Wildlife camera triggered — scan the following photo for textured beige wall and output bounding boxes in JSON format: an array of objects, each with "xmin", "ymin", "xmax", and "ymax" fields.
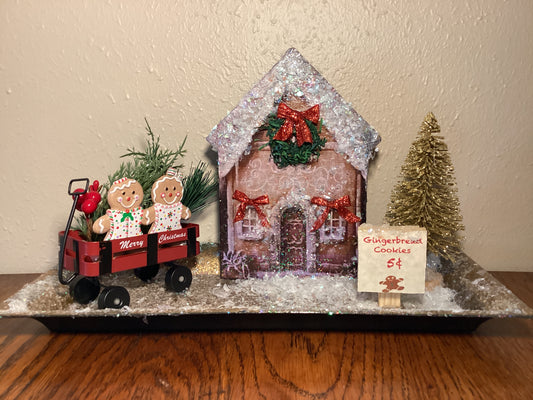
[{"xmin": 1, "ymin": 1, "xmax": 531, "ymax": 273}]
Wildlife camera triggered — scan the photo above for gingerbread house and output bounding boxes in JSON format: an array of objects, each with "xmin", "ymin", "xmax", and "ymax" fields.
[{"xmin": 207, "ymin": 48, "xmax": 380, "ymax": 279}]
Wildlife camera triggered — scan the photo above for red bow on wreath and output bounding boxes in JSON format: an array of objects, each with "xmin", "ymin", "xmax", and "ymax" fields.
[
  {"xmin": 274, "ymin": 103, "xmax": 320, "ymax": 147},
  {"xmin": 311, "ymin": 195, "xmax": 361, "ymax": 232},
  {"xmin": 233, "ymin": 190, "xmax": 271, "ymax": 227}
]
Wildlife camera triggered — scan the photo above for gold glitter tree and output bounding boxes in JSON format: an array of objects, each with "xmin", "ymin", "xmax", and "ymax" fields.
[{"xmin": 385, "ymin": 112, "xmax": 464, "ymax": 261}]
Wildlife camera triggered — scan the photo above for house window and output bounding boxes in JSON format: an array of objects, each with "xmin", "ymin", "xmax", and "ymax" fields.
[
  {"xmin": 319, "ymin": 210, "xmax": 346, "ymax": 243},
  {"xmin": 236, "ymin": 206, "xmax": 264, "ymax": 240}
]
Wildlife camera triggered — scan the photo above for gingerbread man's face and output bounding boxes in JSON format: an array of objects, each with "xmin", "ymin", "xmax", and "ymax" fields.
[
  {"xmin": 107, "ymin": 178, "xmax": 144, "ymax": 211},
  {"xmin": 151, "ymin": 176, "xmax": 183, "ymax": 206}
]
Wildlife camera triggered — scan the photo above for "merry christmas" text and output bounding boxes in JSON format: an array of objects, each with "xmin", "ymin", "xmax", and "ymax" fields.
[
  {"xmin": 118, "ymin": 239, "xmax": 145, "ymax": 250},
  {"xmin": 159, "ymin": 231, "xmax": 186, "ymax": 244}
]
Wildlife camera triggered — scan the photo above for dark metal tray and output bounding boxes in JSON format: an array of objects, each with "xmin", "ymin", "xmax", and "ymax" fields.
[{"xmin": 2, "ymin": 250, "xmax": 531, "ymax": 333}]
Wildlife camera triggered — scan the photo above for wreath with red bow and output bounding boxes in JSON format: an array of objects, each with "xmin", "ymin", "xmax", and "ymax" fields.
[{"xmin": 258, "ymin": 102, "xmax": 326, "ymax": 168}]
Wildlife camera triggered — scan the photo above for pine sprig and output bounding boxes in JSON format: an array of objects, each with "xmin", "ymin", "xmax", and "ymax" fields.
[
  {"xmin": 182, "ymin": 162, "xmax": 218, "ymax": 213},
  {"xmin": 122, "ymin": 118, "xmax": 187, "ymax": 176},
  {"xmin": 118, "ymin": 118, "xmax": 187, "ymax": 208}
]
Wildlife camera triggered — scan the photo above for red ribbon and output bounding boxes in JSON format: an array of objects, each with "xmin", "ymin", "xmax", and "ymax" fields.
[
  {"xmin": 311, "ymin": 195, "xmax": 361, "ymax": 232},
  {"xmin": 233, "ymin": 190, "xmax": 270, "ymax": 227},
  {"xmin": 273, "ymin": 103, "xmax": 320, "ymax": 147}
]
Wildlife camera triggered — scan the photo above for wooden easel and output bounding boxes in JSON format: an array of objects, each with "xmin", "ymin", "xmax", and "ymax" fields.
[{"xmin": 378, "ymin": 292, "xmax": 402, "ymax": 308}]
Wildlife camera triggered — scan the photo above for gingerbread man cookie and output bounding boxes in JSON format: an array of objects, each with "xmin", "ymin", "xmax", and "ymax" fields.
[
  {"xmin": 144, "ymin": 168, "xmax": 191, "ymax": 233},
  {"xmin": 379, "ymin": 276, "xmax": 405, "ymax": 293},
  {"xmin": 93, "ymin": 178, "xmax": 146, "ymax": 240}
]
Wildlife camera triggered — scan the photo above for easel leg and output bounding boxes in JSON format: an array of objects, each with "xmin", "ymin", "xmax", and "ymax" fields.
[{"xmin": 378, "ymin": 292, "xmax": 402, "ymax": 308}]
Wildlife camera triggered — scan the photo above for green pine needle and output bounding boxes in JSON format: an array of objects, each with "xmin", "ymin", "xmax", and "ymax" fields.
[{"xmin": 182, "ymin": 162, "xmax": 218, "ymax": 213}]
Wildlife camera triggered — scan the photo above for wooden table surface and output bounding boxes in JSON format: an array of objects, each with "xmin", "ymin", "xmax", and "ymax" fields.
[{"xmin": 0, "ymin": 272, "xmax": 532, "ymax": 400}]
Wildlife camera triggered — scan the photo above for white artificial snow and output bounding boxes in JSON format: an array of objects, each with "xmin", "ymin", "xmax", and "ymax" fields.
[{"xmin": 2, "ymin": 271, "xmax": 463, "ymax": 317}]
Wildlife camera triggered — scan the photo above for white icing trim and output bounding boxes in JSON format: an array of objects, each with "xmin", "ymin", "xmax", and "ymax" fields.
[
  {"xmin": 118, "ymin": 197, "xmax": 137, "ymax": 209},
  {"xmin": 110, "ymin": 179, "xmax": 138, "ymax": 194},
  {"xmin": 151, "ymin": 176, "xmax": 182, "ymax": 201},
  {"xmin": 162, "ymin": 196, "xmax": 178, "ymax": 205}
]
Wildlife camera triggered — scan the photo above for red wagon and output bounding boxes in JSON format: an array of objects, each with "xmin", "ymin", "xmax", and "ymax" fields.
[{"xmin": 58, "ymin": 178, "xmax": 200, "ymax": 309}]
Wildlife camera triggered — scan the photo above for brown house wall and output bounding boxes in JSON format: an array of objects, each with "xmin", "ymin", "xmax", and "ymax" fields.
[{"xmin": 220, "ymin": 128, "xmax": 364, "ymax": 277}]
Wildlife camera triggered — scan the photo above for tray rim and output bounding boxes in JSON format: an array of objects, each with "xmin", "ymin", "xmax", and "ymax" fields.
[
  {"xmin": 21, "ymin": 313, "xmax": 495, "ymax": 333},
  {"xmin": 1, "ymin": 250, "xmax": 532, "ymax": 332}
]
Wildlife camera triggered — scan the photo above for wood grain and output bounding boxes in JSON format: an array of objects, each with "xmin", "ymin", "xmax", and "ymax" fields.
[{"xmin": 0, "ymin": 272, "xmax": 532, "ymax": 399}]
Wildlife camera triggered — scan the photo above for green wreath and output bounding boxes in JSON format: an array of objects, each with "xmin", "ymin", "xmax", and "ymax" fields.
[{"xmin": 258, "ymin": 113, "xmax": 326, "ymax": 168}]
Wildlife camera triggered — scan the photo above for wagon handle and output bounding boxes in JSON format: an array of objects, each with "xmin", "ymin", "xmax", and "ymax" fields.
[{"xmin": 58, "ymin": 178, "xmax": 89, "ymax": 285}]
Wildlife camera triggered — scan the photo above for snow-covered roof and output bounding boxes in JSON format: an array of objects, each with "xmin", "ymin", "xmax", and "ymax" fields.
[{"xmin": 207, "ymin": 48, "xmax": 380, "ymax": 179}]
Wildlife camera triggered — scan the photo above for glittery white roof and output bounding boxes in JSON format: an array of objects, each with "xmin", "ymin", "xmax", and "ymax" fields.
[{"xmin": 207, "ymin": 48, "xmax": 381, "ymax": 179}]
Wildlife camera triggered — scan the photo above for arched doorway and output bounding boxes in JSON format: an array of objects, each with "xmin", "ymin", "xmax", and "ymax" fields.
[{"xmin": 280, "ymin": 207, "xmax": 306, "ymax": 271}]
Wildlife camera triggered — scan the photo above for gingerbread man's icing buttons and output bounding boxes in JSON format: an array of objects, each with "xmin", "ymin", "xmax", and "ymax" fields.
[
  {"xmin": 93, "ymin": 178, "xmax": 148, "ymax": 240},
  {"xmin": 144, "ymin": 168, "xmax": 191, "ymax": 234}
]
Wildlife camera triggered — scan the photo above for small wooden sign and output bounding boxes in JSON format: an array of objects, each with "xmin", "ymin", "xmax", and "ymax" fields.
[{"xmin": 357, "ymin": 224, "xmax": 427, "ymax": 301}]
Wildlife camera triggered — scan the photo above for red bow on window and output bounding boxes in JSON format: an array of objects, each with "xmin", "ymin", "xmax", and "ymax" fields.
[
  {"xmin": 273, "ymin": 103, "xmax": 320, "ymax": 147},
  {"xmin": 233, "ymin": 190, "xmax": 271, "ymax": 227},
  {"xmin": 311, "ymin": 195, "xmax": 361, "ymax": 232}
]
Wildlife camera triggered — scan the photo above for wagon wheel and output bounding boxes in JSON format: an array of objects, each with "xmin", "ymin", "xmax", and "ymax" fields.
[
  {"xmin": 97, "ymin": 286, "xmax": 130, "ymax": 309},
  {"xmin": 134, "ymin": 264, "xmax": 160, "ymax": 282},
  {"xmin": 69, "ymin": 276, "xmax": 100, "ymax": 304},
  {"xmin": 165, "ymin": 264, "xmax": 193, "ymax": 293}
]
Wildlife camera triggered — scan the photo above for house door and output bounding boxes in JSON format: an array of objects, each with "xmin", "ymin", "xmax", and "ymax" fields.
[{"xmin": 280, "ymin": 207, "xmax": 306, "ymax": 271}]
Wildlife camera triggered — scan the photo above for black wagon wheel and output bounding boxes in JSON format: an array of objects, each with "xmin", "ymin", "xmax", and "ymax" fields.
[
  {"xmin": 165, "ymin": 264, "xmax": 193, "ymax": 293},
  {"xmin": 97, "ymin": 286, "xmax": 130, "ymax": 309},
  {"xmin": 134, "ymin": 264, "xmax": 160, "ymax": 282},
  {"xmin": 69, "ymin": 276, "xmax": 100, "ymax": 304}
]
